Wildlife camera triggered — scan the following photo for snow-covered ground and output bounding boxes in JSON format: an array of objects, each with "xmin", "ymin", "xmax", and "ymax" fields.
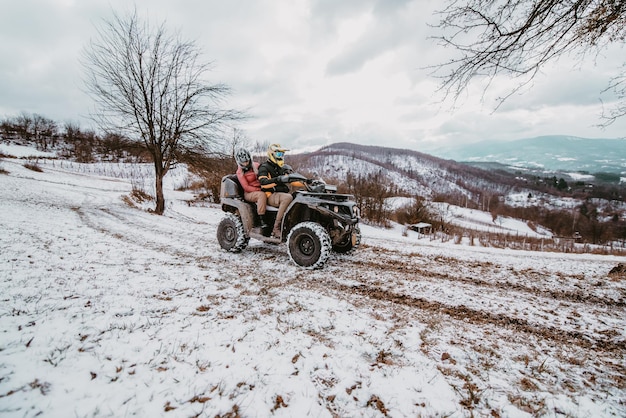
[
  {"xmin": 1, "ymin": 155, "xmax": 625, "ymax": 417},
  {"xmin": 384, "ymin": 197, "xmax": 551, "ymax": 240},
  {"xmin": 0, "ymin": 143, "xmax": 57, "ymax": 158}
]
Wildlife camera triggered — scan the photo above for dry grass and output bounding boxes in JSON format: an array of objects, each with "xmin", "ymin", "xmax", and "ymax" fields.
[
  {"xmin": 121, "ymin": 188, "xmax": 154, "ymax": 208},
  {"xmin": 23, "ymin": 162, "xmax": 43, "ymax": 172}
]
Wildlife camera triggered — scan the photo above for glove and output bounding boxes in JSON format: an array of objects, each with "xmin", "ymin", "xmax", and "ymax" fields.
[
  {"xmin": 276, "ymin": 175, "xmax": 290, "ymax": 184},
  {"xmin": 305, "ymin": 178, "xmax": 313, "ymax": 184}
]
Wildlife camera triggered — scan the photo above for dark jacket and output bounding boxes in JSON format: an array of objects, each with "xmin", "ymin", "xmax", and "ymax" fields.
[{"xmin": 258, "ymin": 160, "xmax": 290, "ymax": 196}]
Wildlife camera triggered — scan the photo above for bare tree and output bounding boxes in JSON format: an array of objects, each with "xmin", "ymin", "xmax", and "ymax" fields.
[
  {"xmin": 227, "ymin": 127, "xmax": 251, "ymax": 159},
  {"xmin": 31, "ymin": 114, "xmax": 58, "ymax": 150},
  {"xmin": 15, "ymin": 113, "xmax": 33, "ymax": 141},
  {"xmin": 252, "ymin": 139, "xmax": 270, "ymax": 163},
  {"xmin": 430, "ymin": 0, "xmax": 626, "ymax": 123},
  {"xmin": 82, "ymin": 9, "xmax": 242, "ymax": 214}
]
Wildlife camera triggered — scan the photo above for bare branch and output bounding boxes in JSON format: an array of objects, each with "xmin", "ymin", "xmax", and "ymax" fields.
[
  {"xmin": 600, "ymin": 63, "xmax": 626, "ymax": 126},
  {"xmin": 429, "ymin": 0, "xmax": 625, "ymax": 120}
]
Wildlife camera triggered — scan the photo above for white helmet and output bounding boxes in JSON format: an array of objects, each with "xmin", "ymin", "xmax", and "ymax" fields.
[{"xmin": 235, "ymin": 148, "xmax": 251, "ymax": 169}]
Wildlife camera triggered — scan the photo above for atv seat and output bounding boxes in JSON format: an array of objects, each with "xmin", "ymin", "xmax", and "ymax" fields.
[
  {"xmin": 220, "ymin": 174, "xmax": 278, "ymax": 212},
  {"xmin": 221, "ymin": 174, "xmax": 244, "ymax": 199}
]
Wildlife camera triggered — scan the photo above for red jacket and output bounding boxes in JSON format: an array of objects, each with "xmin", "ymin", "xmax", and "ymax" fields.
[{"xmin": 236, "ymin": 162, "xmax": 261, "ymax": 193}]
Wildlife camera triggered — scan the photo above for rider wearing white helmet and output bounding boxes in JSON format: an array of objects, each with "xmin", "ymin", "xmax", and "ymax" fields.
[{"xmin": 235, "ymin": 148, "xmax": 270, "ymax": 233}]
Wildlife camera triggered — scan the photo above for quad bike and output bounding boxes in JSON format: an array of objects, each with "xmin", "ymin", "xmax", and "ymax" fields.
[{"xmin": 216, "ymin": 172, "xmax": 361, "ymax": 269}]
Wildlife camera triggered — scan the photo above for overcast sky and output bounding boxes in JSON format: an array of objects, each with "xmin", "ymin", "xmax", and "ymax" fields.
[{"xmin": 1, "ymin": 0, "xmax": 624, "ymax": 154}]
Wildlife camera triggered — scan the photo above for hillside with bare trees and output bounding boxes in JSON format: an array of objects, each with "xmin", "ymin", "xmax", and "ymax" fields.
[
  {"xmin": 2, "ymin": 115, "xmax": 625, "ymax": 248},
  {"xmin": 290, "ymin": 143, "xmax": 626, "ymax": 248}
]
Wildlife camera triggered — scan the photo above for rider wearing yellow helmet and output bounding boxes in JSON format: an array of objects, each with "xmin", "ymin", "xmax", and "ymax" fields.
[
  {"xmin": 258, "ymin": 143, "xmax": 301, "ymax": 238},
  {"xmin": 267, "ymin": 143, "xmax": 287, "ymax": 167}
]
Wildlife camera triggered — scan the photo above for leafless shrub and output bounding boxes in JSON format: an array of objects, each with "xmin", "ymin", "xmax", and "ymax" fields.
[
  {"xmin": 519, "ymin": 377, "xmax": 539, "ymax": 391},
  {"xmin": 608, "ymin": 263, "xmax": 626, "ymax": 279},
  {"xmin": 129, "ymin": 188, "xmax": 153, "ymax": 203},
  {"xmin": 121, "ymin": 195, "xmax": 135, "ymax": 208},
  {"xmin": 271, "ymin": 395, "xmax": 288, "ymax": 412},
  {"xmin": 29, "ymin": 379, "xmax": 51, "ymax": 395},
  {"xmin": 24, "ymin": 161, "xmax": 43, "ymax": 172},
  {"xmin": 459, "ymin": 379, "xmax": 482, "ymax": 411},
  {"xmin": 43, "ymin": 345, "xmax": 71, "ymax": 367},
  {"xmin": 215, "ymin": 404, "xmax": 241, "ymax": 418},
  {"xmin": 121, "ymin": 188, "xmax": 154, "ymax": 209},
  {"xmin": 507, "ymin": 393, "xmax": 547, "ymax": 416},
  {"xmin": 366, "ymin": 394, "xmax": 389, "ymax": 416},
  {"xmin": 373, "ymin": 350, "xmax": 394, "ymax": 367}
]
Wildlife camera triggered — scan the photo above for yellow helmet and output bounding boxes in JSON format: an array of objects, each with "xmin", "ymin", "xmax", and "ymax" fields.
[{"xmin": 267, "ymin": 143, "xmax": 289, "ymax": 167}]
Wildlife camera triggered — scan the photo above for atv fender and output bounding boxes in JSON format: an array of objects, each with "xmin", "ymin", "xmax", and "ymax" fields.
[{"xmin": 221, "ymin": 196, "xmax": 255, "ymax": 234}]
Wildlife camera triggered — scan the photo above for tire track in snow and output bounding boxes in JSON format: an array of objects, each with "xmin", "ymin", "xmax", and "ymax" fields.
[
  {"xmin": 72, "ymin": 205, "xmax": 285, "ymax": 277},
  {"xmin": 354, "ymin": 257, "xmax": 626, "ymax": 309},
  {"xmin": 290, "ymin": 257, "xmax": 625, "ymax": 356},
  {"xmin": 347, "ymin": 243, "xmax": 625, "ymax": 305},
  {"xmin": 74, "ymin": 204, "xmax": 625, "ymax": 355},
  {"xmin": 337, "ymin": 281, "xmax": 625, "ymax": 354},
  {"xmin": 73, "ymin": 206, "xmax": 218, "ymax": 259}
]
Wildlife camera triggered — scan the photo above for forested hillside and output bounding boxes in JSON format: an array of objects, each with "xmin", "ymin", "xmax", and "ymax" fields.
[{"xmin": 292, "ymin": 142, "xmax": 518, "ymax": 197}]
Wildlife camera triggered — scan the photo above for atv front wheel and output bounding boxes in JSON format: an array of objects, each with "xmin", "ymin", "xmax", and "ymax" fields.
[
  {"xmin": 287, "ymin": 222, "xmax": 331, "ymax": 269},
  {"xmin": 217, "ymin": 213, "xmax": 249, "ymax": 252},
  {"xmin": 332, "ymin": 226, "xmax": 361, "ymax": 253}
]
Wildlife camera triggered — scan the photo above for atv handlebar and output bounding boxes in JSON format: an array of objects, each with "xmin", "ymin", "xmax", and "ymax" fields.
[
  {"xmin": 284, "ymin": 173, "xmax": 329, "ymax": 193},
  {"xmin": 284, "ymin": 173, "xmax": 307, "ymax": 183}
]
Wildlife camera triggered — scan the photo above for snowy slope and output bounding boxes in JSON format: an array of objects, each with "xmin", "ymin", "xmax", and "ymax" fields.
[
  {"xmin": 296, "ymin": 143, "xmax": 524, "ymax": 201},
  {"xmin": 429, "ymin": 202, "xmax": 552, "ymax": 238},
  {"xmin": 1, "ymin": 156, "xmax": 625, "ymax": 417}
]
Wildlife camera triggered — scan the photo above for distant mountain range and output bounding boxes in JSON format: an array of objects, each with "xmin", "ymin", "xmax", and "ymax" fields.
[{"xmin": 426, "ymin": 136, "xmax": 626, "ymax": 175}]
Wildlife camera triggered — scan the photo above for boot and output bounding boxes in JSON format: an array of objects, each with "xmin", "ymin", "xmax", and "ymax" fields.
[
  {"xmin": 260, "ymin": 213, "xmax": 272, "ymax": 237},
  {"xmin": 272, "ymin": 222, "xmax": 281, "ymax": 239}
]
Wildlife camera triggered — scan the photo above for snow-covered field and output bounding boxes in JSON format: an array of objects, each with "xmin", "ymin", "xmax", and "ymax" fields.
[
  {"xmin": 1, "ymin": 156, "xmax": 625, "ymax": 417},
  {"xmin": 428, "ymin": 202, "xmax": 552, "ymax": 238}
]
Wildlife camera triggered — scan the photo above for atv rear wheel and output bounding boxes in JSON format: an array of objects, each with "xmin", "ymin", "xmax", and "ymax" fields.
[
  {"xmin": 287, "ymin": 222, "xmax": 331, "ymax": 269},
  {"xmin": 217, "ymin": 213, "xmax": 249, "ymax": 252}
]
